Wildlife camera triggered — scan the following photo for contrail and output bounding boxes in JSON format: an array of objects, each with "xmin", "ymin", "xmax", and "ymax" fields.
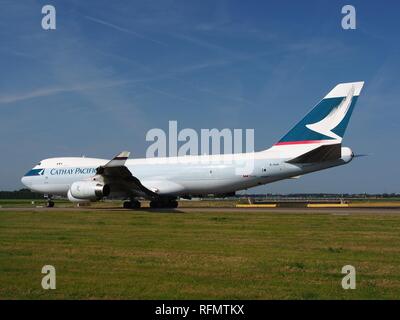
[
  {"xmin": 85, "ymin": 15, "xmax": 168, "ymax": 47},
  {"xmin": 0, "ymin": 80, "xmax": 130, "ymax": 104}
]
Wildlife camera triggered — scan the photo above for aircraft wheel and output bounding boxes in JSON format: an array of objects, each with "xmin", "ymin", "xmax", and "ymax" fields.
[
  {"xmin": 150, "ymin": 199, "xmax": 178, "ymax": 209},
  {"xmin": 132, "ymin": 200, "xmax": 141, "ymax": 209},
  {"xmin": 149, "ymin": 200, "xmax": 159, "ymax": 209},
  {"xmin": 123, "ymin": 200, "xmax": 141, "ymax": 209},
  {"xmin": 46, "ymin": 200, "xmax": 55, "ymax": 208},
  {"xmin": 170, "ymin": 200, "xmax": 178, "ymax": 208}
]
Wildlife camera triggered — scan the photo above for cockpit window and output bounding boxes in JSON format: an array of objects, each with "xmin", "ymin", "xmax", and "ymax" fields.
[
  {"xmin": 37, "ymin": 162, "xmax": 41, "ymax": 166},
  {"xmin": 24, "ymin": 168, "xmax": 44, "ymax": 176}
]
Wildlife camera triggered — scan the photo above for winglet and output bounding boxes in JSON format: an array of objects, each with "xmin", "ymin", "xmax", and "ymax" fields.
[{"xmin": 105, "ymin": 151, "xmax": 130, "ymax": 167}]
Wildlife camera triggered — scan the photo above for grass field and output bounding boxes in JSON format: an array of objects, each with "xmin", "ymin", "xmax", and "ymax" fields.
[{"xmin": 1, "ymin": 208, "xmax": 400, "ymax": 299}]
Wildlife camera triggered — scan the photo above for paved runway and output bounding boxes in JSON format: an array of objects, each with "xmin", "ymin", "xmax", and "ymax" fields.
[{"xmin": 1, "ymin": 206, "xmax": 400, "ymax": 215}]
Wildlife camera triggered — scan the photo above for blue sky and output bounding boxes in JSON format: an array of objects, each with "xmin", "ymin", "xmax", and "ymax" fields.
[{"xmin": 0, "ymin": 0, "xmax": 399, "ymax": 193}]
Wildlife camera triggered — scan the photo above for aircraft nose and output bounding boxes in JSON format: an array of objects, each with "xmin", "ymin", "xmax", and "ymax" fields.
[{"xmin": 21, "ymin": 175, "xmax": 30, "ymax": 187}]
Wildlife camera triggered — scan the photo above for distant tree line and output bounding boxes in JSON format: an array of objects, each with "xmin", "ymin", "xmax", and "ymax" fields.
[
  {"xmin": 206, "ymin": 193, "xmax": 400, "ymax": 199},
  {"xmin": 0, "ymin": 189, "xmax": 399, "ymax": 200},
  {"xmin": 245, "ymin": 193, "xmax": 400, "ymax": 199},
  {"xmin": 0, "ymin": 189, "xmax": 43, "ymax": 199}
]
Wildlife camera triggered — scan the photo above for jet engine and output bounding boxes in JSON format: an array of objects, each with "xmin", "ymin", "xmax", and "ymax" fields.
[{"xmin": 68, "ymin": 181, "xmax": 110, "ymax": 201}]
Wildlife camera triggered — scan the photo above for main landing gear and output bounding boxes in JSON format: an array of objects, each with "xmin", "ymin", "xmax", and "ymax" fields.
[
  {"xmin": 123, "ymin": 200, "xmax": 141, "ymax": 209},
  {"xmin": 149, "ymin": 198, "xmax": 178, "ymax": 209},
  {"xmin": 122, "ymin": 198, "xmax": 179, "ymax": 209}
]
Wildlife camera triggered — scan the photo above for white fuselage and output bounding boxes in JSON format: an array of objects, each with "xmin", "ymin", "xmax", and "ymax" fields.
[
  {"xmin": 20, "ymin": 82, "xmax": 363, "ymax": 201},
  {"xmin": 21, "ymin": 144, "xmax": 354, "ymax": 198}
]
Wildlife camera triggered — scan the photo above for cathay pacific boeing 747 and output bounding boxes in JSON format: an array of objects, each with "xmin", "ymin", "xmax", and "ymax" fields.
[{"xmin": 21, "ymin": 82, "xmax": 364, "ymax": 208}]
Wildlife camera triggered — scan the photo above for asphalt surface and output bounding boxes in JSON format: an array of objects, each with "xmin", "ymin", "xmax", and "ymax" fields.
[{"xmin": 1, "ymin": 206, "xmax": 400, "ymax": 215}]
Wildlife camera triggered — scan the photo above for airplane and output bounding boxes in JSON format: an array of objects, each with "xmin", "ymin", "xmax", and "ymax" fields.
[{"xmin": 21, "ymin": 81, "xmax": 364, "ymax": 209}]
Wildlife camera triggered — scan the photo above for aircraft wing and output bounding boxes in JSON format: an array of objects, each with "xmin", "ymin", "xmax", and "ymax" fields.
[{"xmin": 94, "ymin": 151, "xmax": 157, "ymax": 198}]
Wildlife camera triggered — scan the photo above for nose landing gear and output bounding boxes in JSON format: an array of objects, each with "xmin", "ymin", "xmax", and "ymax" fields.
[
  {"xmin": 44, "ymin": 194, "xmax": 54, "ymax": 208},
  {"xmin": 46, "ymin": 200, "xmax": 55, "ymax": 208}
]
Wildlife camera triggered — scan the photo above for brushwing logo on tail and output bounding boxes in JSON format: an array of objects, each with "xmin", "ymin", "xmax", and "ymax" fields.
[{"xmin": 305, "ymin": 86, "xmax": 355, "ymax": 141}]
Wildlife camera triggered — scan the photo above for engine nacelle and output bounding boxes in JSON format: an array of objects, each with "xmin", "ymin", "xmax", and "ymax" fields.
[
  {"xmin": 67, "ymin": 189, "xmax": 90, "ymax": 203},
  {"xmin": 69, "ymin": 181, "xmax": 110, "ymax": 201}
]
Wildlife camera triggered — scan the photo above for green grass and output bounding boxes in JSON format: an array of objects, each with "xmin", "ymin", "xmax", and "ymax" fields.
[{"xmin": 1, "ymin": 209, "xmax": 400, "ymax": 299}]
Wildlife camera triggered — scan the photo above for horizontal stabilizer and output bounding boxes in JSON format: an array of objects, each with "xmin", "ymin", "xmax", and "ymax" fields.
[{"xmin": 287, "ymin": 144, "xmax": 341, "ymax": 164}]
